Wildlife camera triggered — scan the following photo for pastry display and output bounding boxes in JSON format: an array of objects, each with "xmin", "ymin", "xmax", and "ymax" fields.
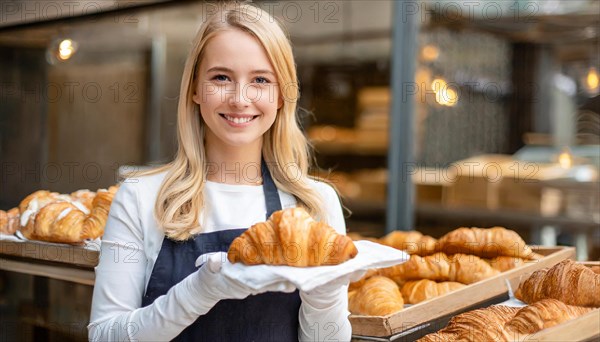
[
  {"xmin": 400, "ymin": 279, "xmax": 466, "ymax": 304},
  {"xmin": 19, "ymin": 187, "xmax": 118, "ymax": 244},
  {"xmin": 382, "ymin": 252, "xmax": 499, "ymax": 285},
  {"xmin": 418, "ymin": 305, "xmax": 520, "ymax": 342},
  {"xmin": 515, "ymin": 259, "xmax": 600, "ymax": 307},
  {"xmin": 348, "ymin": 276, "xmax": 404, "ymax": 316},
  {"xmin": 419, "ymin": 299, "xmax": 594, "ymax": 341},
  {"xmin": 506, "ymin": 299, "xmax": 594, "ymax": 335},
  {"xmin": 3, "ymin": 186, "xmax": 119, "ymax": 244},
  {"xmin": 227, "ymin": 207, "xmax": 358, "ymax": 266},
  {"xmin": 485, "ymin": 256, "xmax": 531, "ymax": 272},
  {"xmin": 434, "ymin": 227, "xmax": 539, "ymax": 259},
  {"xmin": 379, "ymin": 230, "xmax": 437, "ymax": 255}
]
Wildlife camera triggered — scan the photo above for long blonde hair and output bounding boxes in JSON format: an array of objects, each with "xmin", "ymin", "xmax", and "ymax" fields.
[{"xmin": 136, "ymin": 2, "xmax": 326, "ymax": 240}]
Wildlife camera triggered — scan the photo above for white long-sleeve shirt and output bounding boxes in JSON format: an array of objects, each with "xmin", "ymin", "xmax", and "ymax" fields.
[{"xmin": 88, "ymin": 171, "xmax": 352, "ymax": 341}]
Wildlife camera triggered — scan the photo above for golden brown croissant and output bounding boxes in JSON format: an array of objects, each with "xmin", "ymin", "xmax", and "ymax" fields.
[
  {"xmin": 436, "ymin": 227, "xmax": 536, "ymax": 259},
  {"xmin": 380, "ymin": 230, "xmax": 437, "ymax": 255},
  {"xmin": 70, "ymin": 189, "xmax": 96, "ymax": 211},
  {"xmin": 18, "ymin": 190, "xmax": 70, "ymax": 216},
  {"xmin": 506, "ymin": 299, "xmax": 594, "ymax": 336},
  {"xmin": 515, "ymin": 259, "xmax": 600, "ymax": 307},
  {"xmin": 401, "ymin": 279, "xmax": 466, "ymax": 304},
  {"xmin": 348, "ymin": 268, "xmax": 382, "ymax": 291},
  {"xmin": 486, "ymin": 256, "xmax": 531, "ymax": 272},
  {"xmin": 418, "ymin": 305, "xmax": 520, "ymax": 342},
  {"xmin": 228, "ymin": 207, "xmax": 358, "ymax": 266},
  {"xmin": 20, "ymin": 189, "xmax": 116, "ymax": 244},
  {"xmin": 384, "ymin": 252, "xmax": 499, "ymax": 285},
  {"xmin": 0, "ymin": 208, "xmax": 20, "ymax": 235},
  {"xmin": 348, "ymin": 276, "xmax": 404, "ymax": 316}
]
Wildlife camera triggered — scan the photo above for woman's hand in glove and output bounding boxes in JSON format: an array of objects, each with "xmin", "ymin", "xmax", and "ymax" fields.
[{"xmin": 195, "ymin": 251, "xmax": 296, "ymax": 302}]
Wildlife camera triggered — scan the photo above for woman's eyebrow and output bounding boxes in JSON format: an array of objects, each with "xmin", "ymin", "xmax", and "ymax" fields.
[{"xmin": 207, "ymin": 66, "xmax": 275, "ymax": 76}]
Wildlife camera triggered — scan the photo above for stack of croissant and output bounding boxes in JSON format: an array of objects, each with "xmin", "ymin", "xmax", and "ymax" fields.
[
  {"xmin": 418, "ymin": 260, "xmax": 600, "ymax": 341},
  {"xmin": 419, "ymin": 299, "xmax": 594, "ymax": 341},
  {"xmin": 347, "ymin": 226, "xmax": 539, "ymax": 316},
  {"xmin": 0, "ymin": 186, "xmax": 118, "ymax": 244},
  {"xmin": 228, "ymin": 207, "xmax": 358, "ymax": 267}
]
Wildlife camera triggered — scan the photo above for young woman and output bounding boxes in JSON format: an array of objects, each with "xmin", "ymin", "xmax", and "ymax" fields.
[{"xmin": 89, "ymin": 2, "xmax": 352, "ymax": 341}]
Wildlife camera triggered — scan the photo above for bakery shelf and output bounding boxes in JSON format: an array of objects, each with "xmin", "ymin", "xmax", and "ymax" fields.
[
  {"xmin": 0, "ymin": 257, "xmax": 95, "ymax": 286},
  {"xmin": 0, "ymin": 238, "xmax": 99, "ymax": 268},
  {"xmin": 349, "ymin": 246, "xmax": 575, "ymax": 339}
]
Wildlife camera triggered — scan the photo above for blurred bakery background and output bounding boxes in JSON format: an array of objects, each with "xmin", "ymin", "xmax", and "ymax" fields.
[{"xmin": 0, "ymin": 0, "xmax": 599, "ymax": 340}]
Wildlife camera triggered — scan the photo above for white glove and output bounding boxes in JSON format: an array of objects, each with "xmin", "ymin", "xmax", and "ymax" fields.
[
  {"xmin": 192, "ymin": 252, "xmax": 296, "ymax": 314},
  {"xmin": 302, "ymin": 268, "xmax": 367, "ymax": 302},
  {"xmin": 298, "ymin": 269, "xmax": 366, "ymax": 342}
]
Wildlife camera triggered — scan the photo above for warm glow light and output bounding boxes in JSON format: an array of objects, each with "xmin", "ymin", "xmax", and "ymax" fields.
[
  {"xmin": 432, "ymin": 78, "xmax": 447, "ymax": 89},
  {"xmin": 558, "ymin": 149, "xmax": 573, "ymax": 169},
  {"xmin": 586, "ymin": 66, "xmax": 599, "ymax": 91},
  {"xmin": 421, "ymin": 44, "xmax": 440, "ymax": 61},
  {"xmin": 432, "ymin": 78, "xmax": 458, "ymax": 106},
  {"xmin": 57, "ymin": 39, "xmax": 75, "ymax": 60}
]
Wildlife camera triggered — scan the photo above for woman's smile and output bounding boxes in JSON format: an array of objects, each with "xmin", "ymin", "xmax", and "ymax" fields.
[{"xmin": 219, "ymin": 113, "xmax": 261, "ymax": 127}]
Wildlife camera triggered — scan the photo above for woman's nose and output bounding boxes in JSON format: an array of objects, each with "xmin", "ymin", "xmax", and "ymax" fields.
[{"xmin": 227, "ymin": 82, "xmax": 252, "ymax": 108}]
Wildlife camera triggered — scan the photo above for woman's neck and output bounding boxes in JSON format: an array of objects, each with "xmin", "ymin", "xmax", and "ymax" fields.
[{"xmin": 205, "ymin": 144, "xmax": 263, "ymax": 185}]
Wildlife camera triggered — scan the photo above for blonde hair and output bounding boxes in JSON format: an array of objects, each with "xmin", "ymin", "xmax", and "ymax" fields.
[{"xmin": 136, "ymin": 2, "xmax": 327, "ymax": 240}]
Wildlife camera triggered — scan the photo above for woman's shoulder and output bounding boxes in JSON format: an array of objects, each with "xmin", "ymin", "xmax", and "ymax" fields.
[
  {"xmin": 306, "ymin": 177, "xmax": 340, "ymax": 199},
  {"xmin": 117, "ymin": 170, "xmax": 168, "ymax": 198}
]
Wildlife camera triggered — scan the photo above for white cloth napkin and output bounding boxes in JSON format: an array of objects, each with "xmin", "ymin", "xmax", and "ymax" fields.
[{"xmin": 219, "ymin": 240, "xmax": 409, "ymax": 292}]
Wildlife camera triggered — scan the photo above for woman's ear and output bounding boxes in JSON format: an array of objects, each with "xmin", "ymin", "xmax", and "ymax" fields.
[
  {"xmin": 277, "ymin": 96, "xmax": 283, "ymax": 109},
  {"xmin": 192, "ymin": 81, "xmax": 201, "ymax": 105}
]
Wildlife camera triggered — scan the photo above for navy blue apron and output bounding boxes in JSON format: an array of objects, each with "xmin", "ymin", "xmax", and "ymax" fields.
[{"xmin": 142, "ymin": 160, "xmax": 301, "ymax": 341}]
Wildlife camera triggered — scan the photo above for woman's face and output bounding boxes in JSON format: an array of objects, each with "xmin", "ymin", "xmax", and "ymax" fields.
[{"xmin": 192, "ymin": 29, "xmax": 281, "ymax": 152}]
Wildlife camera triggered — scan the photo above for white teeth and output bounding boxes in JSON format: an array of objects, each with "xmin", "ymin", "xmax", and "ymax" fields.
[{"xmin": 224, "ymin": 115, "xmax": 254, "ymax": 124}]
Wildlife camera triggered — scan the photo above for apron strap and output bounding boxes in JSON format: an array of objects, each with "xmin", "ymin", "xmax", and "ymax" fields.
[{"xmin": 261, "ymin": 158, "xmax": 282, "ymax": 219}]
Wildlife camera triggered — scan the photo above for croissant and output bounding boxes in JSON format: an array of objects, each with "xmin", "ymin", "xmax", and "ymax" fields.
[
  {"xmin": 435, "ymin": 227, "xmax": 536, "ymax": 259},
  {"xmin": 380, "ymin": 230, "xmax": 437, "ymax": 255},
  {"xmin": 228, "ymin": 207, "xmax": 358, "ymax": 266},
  {"xmin": 401, "ymin": 279, "xmax": 466, "ymax": 304},
  {"xmin": 348, "ymin": 276, "xmax": 404, "ymax": 316},
  {"xmin": 384, "ymin": 252, "xmax": 499, "ymax": 285},
  {"xmin": 0, "ymin": 208, "xmax": 20, "ymax": 235},
  {"xmin": 70, "ymin": 189, "xmax": 96, "ymax": 211},
  {"xmin": 348, "ymin": 268, "xmax": 381, "ymax": 291},
  {"xmin": 515, "ymin": 259, "xmax": 600, "ymax": 307},
  {"xmin": 20, "ymin": 189, "xmax": 116, "ymax": 244},
  {"xmin": 418, "ymin": 305, "xmax": 520, "ymax": 342},
  {"xmin": 506, "ymin": 298, "xmax": 594, "ymax": 337},
  {"xmin": 486, "ymin": 256, "xmax": 531, "ymax": 272}
]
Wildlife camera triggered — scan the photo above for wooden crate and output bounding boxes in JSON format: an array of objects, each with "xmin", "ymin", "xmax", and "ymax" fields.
[
  {"xmin": 522, "ymin": 309, "xmax": 600, "ymax": 341},
  {"xmin": 518, "ymin": 261, "xmax": 600, "ymax": 342},
  {"xmin": 350, "ymin": 246, "xmax": 576, "ymax": 338}
]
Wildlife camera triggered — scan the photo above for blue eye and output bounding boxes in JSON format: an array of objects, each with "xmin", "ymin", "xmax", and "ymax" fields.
[
  {"xmin": 213, "ymin": 74, "xmax": 229, "ymax": 82},
  {"xmin": 255, "ymin": 77, "xmax": 269, "ymax": 84}
]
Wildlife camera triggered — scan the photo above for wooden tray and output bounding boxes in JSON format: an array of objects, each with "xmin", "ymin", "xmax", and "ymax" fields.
[
  {"xmin": 350, "ymin": 246, "xmax": 576, "ymax": 338},
  {"xmin": 519, "ymin": 261, "xmax": 600, "ymax": 342}
]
